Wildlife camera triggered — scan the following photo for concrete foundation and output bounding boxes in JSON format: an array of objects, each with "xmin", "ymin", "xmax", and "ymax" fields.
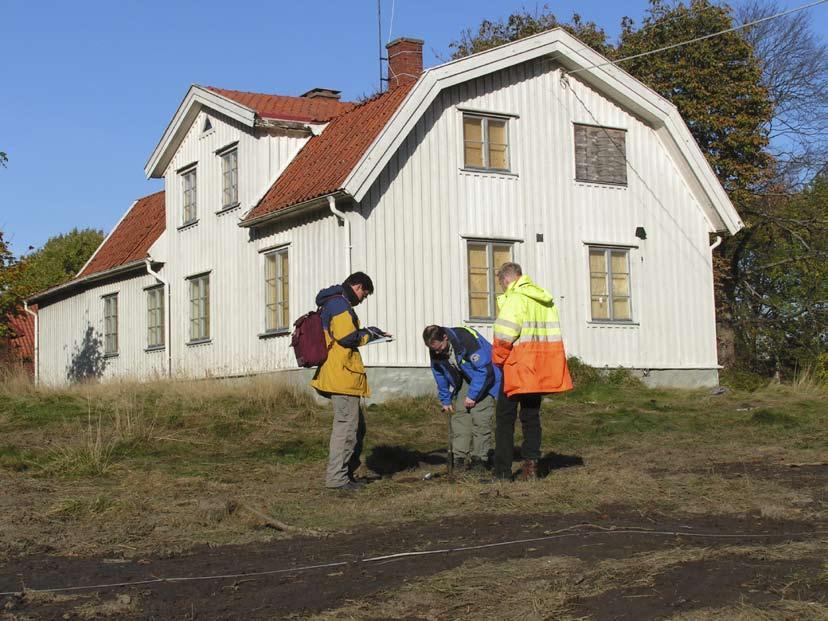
[{"xmin": 234, "ymin": 365, "xmax": 719, "ymax": 402}]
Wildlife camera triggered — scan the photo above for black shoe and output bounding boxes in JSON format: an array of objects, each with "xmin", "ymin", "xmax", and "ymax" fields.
[
  {"xmin": 347, "ymin": 475, "xmax": 368, "ymax": 488},
  {"xmin": 469, "ymin": 457, "xmax": 487, "ymax": 472},
  {"xmin": 453, "ymin": 457, "xmax": 468, "ymax": 470}
]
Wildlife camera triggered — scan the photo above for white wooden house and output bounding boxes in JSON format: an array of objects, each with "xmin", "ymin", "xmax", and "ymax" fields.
[{"xmin": 29, "ymin": 30, "xmax": 742, "ymax": 396}]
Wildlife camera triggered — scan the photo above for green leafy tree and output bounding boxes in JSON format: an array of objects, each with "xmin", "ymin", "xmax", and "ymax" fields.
[
  {"xmin": 15, "ymin": 228, "xmax": 104, "ymax": 297},
  {"xmin": 0, "ymin": 230, "xmax": 25, "ymax": 339},
  {"xmin": 0, "ymin": 151, "xmax": 7, "ymax": 168},
  {"xmin": 449, "ymin": 5, "xmax": 612, "ymax": 59}
]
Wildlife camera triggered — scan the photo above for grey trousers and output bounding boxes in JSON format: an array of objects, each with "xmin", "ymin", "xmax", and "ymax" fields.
[
  {"xmin": 325, "ymin": 394, "xmax": 365, "ymax": 488},
  {"xmin": 450, "ymin": 383, "xmax": 494, "ymax": 461}
]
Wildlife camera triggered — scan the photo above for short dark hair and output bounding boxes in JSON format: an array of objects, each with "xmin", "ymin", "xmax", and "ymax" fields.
[
  {"xmin": 343, "ymin": 271, "xmax": 374, "ymax": 294},
  {"xmin": 422, "ymin": 325, "xmax": 446, "ymax": 345}
]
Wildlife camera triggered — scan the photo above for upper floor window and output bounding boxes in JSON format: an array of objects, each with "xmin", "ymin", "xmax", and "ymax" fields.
[
  {"xmin": 221, "ymin": 149, "xmax": 238, "ymax": 208},
  {"xmin": 188, "ymin": 273, "xmax": 210, "ymax": 342},
  {"xmin": 463, "ymin": 114, "xmax": 509, "ymax": 172},
  {"xmin": 589, "ymin": 247, "xmax": 632, "ymax": 322},
  {"xmin": 103, "ymin": 293, "xmax": 118, "ymax": 355},
  {"xmin": 182, "ymin": 167, "xmax": 197, "ymax": 225},
  {"xmin": 574, "ymin": 124, "xmax": 627, "ymax": 186},
  {"xmin": 147, "ymin": 286, "xmax": 165, "ymax": 349},
  {"xmin": 467, "ymin": 240, "xmax": 513, "ymax": 320},
  {"xmin": 264, "ymin": 248, "xmax": 289, "ymax": 332}
]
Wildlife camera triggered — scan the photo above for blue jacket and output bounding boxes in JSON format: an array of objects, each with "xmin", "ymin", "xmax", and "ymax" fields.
[{"xmin": 429, "ymin": 326, "xmax": 502, "ymax": 406}]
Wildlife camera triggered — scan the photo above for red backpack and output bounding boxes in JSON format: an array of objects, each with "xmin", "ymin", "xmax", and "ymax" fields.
[{"xmin": 290, "ymin": 295, "xmax": 343, "ymax": 367}]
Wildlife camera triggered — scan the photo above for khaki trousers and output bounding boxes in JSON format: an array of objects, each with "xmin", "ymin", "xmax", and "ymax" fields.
[
  {"xmin": 450, "ymin": 383, "xmax": 494, "ymax": 461},
  {"xmin": 325, "ymin": 394, "xmax": 365, "ymax": 488}
]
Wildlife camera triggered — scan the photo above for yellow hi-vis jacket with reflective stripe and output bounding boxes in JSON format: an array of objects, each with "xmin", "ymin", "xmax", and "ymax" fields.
[{"xmin": 492, "ymin": 274, "xmax": 573, "ymax": 397}]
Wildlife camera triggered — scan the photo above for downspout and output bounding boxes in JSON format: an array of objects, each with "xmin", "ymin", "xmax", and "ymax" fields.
[
  {"xmin": 709, "ymin": 235, "xmax": 722, "ymax": 253},
  {"xmin": 145, "ymin": 258, "xmax": 171, "ymax": 378},
  {"xmin": 23, "ymin": 302, "xmax": 38, "ymax": 385},
  {"xmin": 327, "ymin": 195, "xmax": 352, "ymax": 275}
]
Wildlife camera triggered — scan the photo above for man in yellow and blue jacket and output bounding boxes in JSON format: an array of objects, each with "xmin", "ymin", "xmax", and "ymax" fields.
[
  {"xmin": 311, "ymin": 272, "xmax": 390, "ymax": 491},
  {"xmin": 491, "ymin": 262, "xmax": 573, "ymax": 481}
]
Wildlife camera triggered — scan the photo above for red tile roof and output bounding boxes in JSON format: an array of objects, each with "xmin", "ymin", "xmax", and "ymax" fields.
[
  {"xmin": 6, "ymin": 309, "xmax": 35, "ymax": 363},
  {"xmin": 243, "ymin": 82, "xmax": 414, "ymax": 223},
  {"xmin": 79, "ymin": 191, "xmax": 166, "ymax": 278},
  {"xmin": 207, "ymin": 87, "xmax": 355, "ymax": 123}
]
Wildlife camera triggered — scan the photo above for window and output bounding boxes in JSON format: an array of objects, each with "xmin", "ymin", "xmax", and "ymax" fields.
[
  {"xmin": 202, "ymin": 116, "xmax": 213, "ymax": 133},
  {"xmin": 463, "ymin": 114, "xmax": 509, "ymax": 171},
  {"xmin": 147, "ymin": 286, "xmax": 165, "ymax": 348},
  {"xmin": 467, "ymin": 241, "xmax": 513, "ymax": 320},
  {"xmin": 182, "ymin": 168, "xmax": 197, "ymax": 224},
  {"xmin": 188, "ymin": 274, "xmax": 210, "ymax": 342},
  {"xmin": 103, "ymin": 294, "xmax": 118, "ymax": 355},
  {"xmin": 264, "ymin": 248, "xmax": 289, "ymax": 332},
  {"xmin": 589, "ymin": 247, "xmax": 632, "ymax": 322},
  {"xmin": 221, "ymin": 149, "xmax": 238, "ymax": 208},
  {"xmin": 574, "ymin": 124, "xmax": 627, "ymax": 185}
]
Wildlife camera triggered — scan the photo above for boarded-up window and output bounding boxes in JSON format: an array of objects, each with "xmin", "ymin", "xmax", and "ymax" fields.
[
  {"xmin": 468, "ymin": 241, "xmax": 513, "ymax": 320},
  {"xmin": 589, "ymin": 247, "xmax": 632, "ymax": 322},
  {"xmin": 574, "ymin": 124, "xmax": 627, "ymax": 185},
  {"xmin": 182, "ymin": 168, "xmax": 198, "ymax": 224},
  {"xmin": 463, "ymin": 115, "xmax": 510, "ymax": 171},
  {"xmin": 264, "ymin": 248, "xmax": 289, "ymax": 332},
  {"xmin": 221, "ymin": 149, "xmax": 238, "ymax": 208},
  {"xmin": 103, "ymin": 294, "xmax": 118, "ymax": 355},
  {"xmin": 188, "ymin": 274, "xmax": 210, "ymax": 342},
  {"xmin": 147, "ymin": 286, "xmax": 165, "ymax": 348}
]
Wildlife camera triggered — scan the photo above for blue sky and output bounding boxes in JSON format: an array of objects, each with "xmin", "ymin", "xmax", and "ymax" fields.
[{"xmin": 1, "ymin": 0, "xmax": 826, "ymax": 256}]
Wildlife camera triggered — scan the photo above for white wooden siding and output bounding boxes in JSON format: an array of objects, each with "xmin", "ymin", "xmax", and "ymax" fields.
[{"xmin": 356, "ymin": 59, "xmax": 717, "ymax": 371}]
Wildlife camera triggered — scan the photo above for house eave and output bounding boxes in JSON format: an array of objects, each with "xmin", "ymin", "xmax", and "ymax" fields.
[
  {"xmin": 239, "ymin": 191, "xmax": 349, "ymax": 228},
  {"xmin": 27, "ymin": 260, "xmax": 156, "ymax": 304},
  {"xmin": 144, "ymin": 85, "xmax": 258, "ymax": 179}
]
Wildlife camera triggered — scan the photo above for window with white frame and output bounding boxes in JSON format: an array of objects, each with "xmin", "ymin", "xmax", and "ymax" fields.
[
  {"xmin": 147, "ymin": 286, "xmax": 165, "ymax": 349},
  {"xmin": 463, "ymin": 114, "xmax": 509, "ymax": 172},
  {"xmin": 574, "ymin": 124, "xmax": 627, "ymax": 186},
  {"xmin": 220, "ymin": 148, "xmax": 238, "ymax": 208},
  {"xmin": 188, "ymin": 274, "xmax": 210, "ymax": 342},
  {"xmin": 264, "ymin": 248, "xmax": 289, "ymax": 332},
  {"xmin": 182, "ymin": 167, "xmax": 197, "ymax": 224},
  {"xmin": 467, "ymin": 240, "xmax": 513, "ymax": 320},
  {"xmin": 103, "ymin": 294, "xmax": 118, "ymax": 355},
  {"xmin": 589, "ymin": 247, "xmax": 632, "ymax": 322}
]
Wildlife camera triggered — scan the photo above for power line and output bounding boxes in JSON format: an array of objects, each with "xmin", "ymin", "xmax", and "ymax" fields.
[{"xmin": 566, "ymin": 0, "xmax": 828, "ymax": 76}]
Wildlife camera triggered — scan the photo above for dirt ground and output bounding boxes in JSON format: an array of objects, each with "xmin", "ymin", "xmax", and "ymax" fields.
[{"xmin": 2, "ymin": 500, "xmax": 825, "ymax": 620}]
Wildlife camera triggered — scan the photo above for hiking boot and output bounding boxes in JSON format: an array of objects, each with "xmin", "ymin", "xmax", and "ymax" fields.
[
  {"xmin": 469, "ymin": 456, "xmax": 487, "ymax": 472},
  {"xmin": 453, "ymin": 457, "xmax": 468, "ymax": 471},
  {"xmin": 519, "ymin": 459, "xmax": 538, "ymax": 481}
]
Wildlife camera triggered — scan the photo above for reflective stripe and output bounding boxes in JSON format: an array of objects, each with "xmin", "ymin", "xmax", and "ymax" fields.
[
  {"xmin": 516, "ymin": 333, "xmax": 563, "ymax": 345},
  {"xmin": 494, "ymin": 328, "xmax": 519, "ymax": 343},
  {"xmin": 522, "ymin": 321, "xmax": 560, "ymax": 330},
  {"xmin": 520, "ymin": 326, "xmax": 562, "ymax": 337},
  {"xmin": 494, "ymin": 318, "xmax": 520, "ymax": 332}
]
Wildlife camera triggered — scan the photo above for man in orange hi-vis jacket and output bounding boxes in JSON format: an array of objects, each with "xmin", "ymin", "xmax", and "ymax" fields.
[{"xmin": 491, "ymin": 262, "xmax": 573, "ymax": 481}]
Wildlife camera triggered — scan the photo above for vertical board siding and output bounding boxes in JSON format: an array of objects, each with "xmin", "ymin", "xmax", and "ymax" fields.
[{"xmin": 359, "ymin": 59, "xmax": 717, "ymax": 371}]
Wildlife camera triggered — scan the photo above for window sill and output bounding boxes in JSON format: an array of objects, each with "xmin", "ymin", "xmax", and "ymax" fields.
[
  {"xmin": 216, "ymin": 202, "xmax": 241, "ymax": 216},
  {"xmin": 103, "ymin": 352, "xmax": 119, "ymax": 359},
  {"xmin": 178, "ymin": 219, "xmax": 199, "ymax": 231},
  {"xmin": 587, "ymin": 321, "xmax": 639, "ymax": 328},
  {"xmin": 574, "ymin": 180, "xmax": 627, "ymax": 189},
  {"xmin": 460, "ymin": 168, "xmax": 518, "ymax": 179},
  {"xmin": 145, "ymin": 346, "xmax": 165, "ymax": 353},
  {"xmin": 466, "ymin": 318, "xmax": 495, "ymax": 324},
  {"xmin": 258, "ymin": 329, "xmax": 290, "ymax": 339},
  {"xmin": 186, "ymin": 339, "xmax": 212, "ymax": 347}
]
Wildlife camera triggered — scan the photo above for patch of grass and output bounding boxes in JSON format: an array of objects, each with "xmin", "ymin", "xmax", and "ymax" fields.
[
  {"xmin": 748, "ymin": 408, "xmax": 800, "ymax": 427},
  {"xmin": 0, "ymin": 445, "xmax": 40, "ymax": 472},
  {"xmin": 47, "ymin": 494, "xmax": 117, "ymax": 520}
]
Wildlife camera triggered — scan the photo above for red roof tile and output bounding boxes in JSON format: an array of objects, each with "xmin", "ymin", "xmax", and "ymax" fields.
[
  {"xmin": 207, "ymin": 87, "xmax": 355, "ymax": 123},
  {"xmin": 79, "ymin": 191, "xmax": 166, "ymax": 278},
  {"xmin": 6, "ymin": 309, "xmax": 35, "ymax": 363},
  {"xmin": 243, "ymin": 83, "xmax": 414, "ymax": 223}
]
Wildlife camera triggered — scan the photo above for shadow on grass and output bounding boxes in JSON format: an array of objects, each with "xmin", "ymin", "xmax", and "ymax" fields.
[
  {"xmin": 366, "ymin": 444, "xmax": 446, "ymax": 476},
  {"xmin": 510, "ymin": 448, "xmax": 585, "ymax": 479}
]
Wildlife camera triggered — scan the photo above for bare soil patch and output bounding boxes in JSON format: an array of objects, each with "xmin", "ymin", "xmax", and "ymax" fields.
[{"xmin": 2, "ymin": 509, "xmax": 824, "ymax": 620}]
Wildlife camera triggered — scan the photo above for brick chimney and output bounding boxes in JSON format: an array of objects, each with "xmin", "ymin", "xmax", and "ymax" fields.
[{"xmin": 386, "ymin": 37, "xmax": 423, "ymax": 90}]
